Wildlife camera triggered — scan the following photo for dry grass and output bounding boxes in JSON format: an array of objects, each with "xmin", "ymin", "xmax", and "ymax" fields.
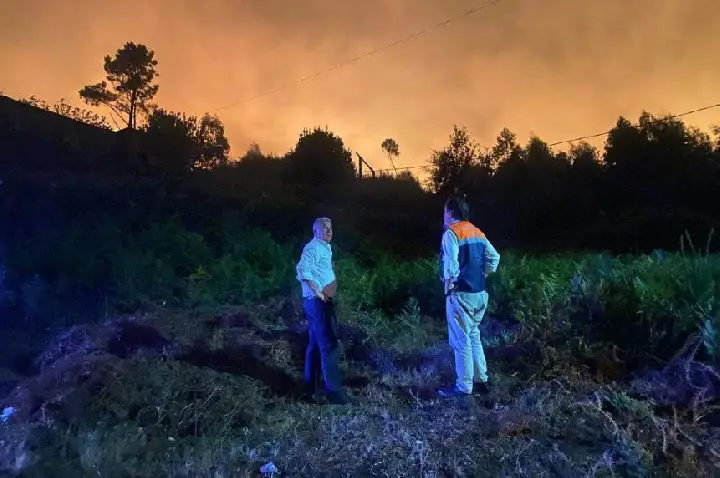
[{"xmin": 0, "ymin": 299, "xmax": 719, "ymax": 477}]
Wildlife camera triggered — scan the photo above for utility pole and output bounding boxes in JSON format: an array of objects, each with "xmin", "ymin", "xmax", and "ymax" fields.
[{"xmin": 356, "ymin": 153, "xmax": 375, "ymax": 178}]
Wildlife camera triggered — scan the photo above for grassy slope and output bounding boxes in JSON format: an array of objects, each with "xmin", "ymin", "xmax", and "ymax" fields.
[{"xmin": 1, "ymin": 252, "xmax": 720, "ymax": 477}]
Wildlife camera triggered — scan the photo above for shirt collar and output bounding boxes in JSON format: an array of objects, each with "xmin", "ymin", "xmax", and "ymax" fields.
[
  {"xmin": 447, "ymin": 219, "xmax": 461, "ymax": 228},
  {"xmin": 312, "ymin": 237, "xmax": 330, "ymax": 247}
]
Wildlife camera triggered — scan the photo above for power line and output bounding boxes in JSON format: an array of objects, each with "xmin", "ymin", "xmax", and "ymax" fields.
[
  {"xmin": 547, "ymin": 102, "xmax": 720, "ymax": 147},
  {"xmin": 210, "ymin": 0, "xmax": 507, "ymax": 112},
  {"xmin": 371, "ymin": 101, "xmax": 720, "ymax": 173}
]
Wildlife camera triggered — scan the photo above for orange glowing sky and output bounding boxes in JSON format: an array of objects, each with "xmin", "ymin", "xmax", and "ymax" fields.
[{"xmin": 1, "ymin": 0, "xmax": 719, "ymax": 176}]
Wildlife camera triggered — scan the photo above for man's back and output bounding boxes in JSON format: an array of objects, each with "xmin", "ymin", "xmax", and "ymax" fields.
[
  {"xmin": 444, "ymin": 220, "xmax": 500, "ymax": 293},
  {"xmin": 438, "ymin": 197, "xmax": 500, "ymax": 398}
]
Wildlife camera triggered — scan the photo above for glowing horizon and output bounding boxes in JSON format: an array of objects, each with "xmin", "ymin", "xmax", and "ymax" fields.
[{"xmin": 2, "ymin": 0, "xmax": 718, "ymax": 179}]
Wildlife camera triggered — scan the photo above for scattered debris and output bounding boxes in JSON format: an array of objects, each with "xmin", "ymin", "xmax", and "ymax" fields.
[
  {"xmin": 1, "ymin": 406, "xmax": 14, "ymax": 423},
  {"xmin": 260, "ymin": 461, "xmax": 278, "ymax": 475}
]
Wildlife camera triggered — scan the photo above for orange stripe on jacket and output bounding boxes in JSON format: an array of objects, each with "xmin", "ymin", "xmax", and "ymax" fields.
[{"xmin": 448, "ymin": 221, "xmax": 486, "ymax": 242}]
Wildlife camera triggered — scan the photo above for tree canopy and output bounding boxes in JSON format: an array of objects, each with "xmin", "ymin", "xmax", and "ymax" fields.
[{"xmin": 79, "ymin": 42, "xmax": 159, "ymax": 129}]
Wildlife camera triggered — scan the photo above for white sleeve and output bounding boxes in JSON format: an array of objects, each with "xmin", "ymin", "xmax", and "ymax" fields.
[{"xmin": 441, "ymin": 229, "xmax": 460, "ymax": 281}]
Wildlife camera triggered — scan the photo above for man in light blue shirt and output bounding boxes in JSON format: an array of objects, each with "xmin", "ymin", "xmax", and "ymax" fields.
[{"xmin": 296, "ymin": 216, "xmax": 345, "ymax": 404}]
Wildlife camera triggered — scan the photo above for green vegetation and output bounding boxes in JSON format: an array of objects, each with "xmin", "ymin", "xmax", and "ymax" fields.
[{"xmin": 1, "ymin": 220, "xmax": 719, "ymax": 476}]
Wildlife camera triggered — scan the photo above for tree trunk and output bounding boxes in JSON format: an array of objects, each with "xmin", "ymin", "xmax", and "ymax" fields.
[{"xmin": 128, "ymin": 90, "xmax": 138, "ymax": 129}]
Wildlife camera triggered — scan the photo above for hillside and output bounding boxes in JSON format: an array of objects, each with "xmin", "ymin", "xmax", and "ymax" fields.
[{"xmin": 1, "ymin": 247, "xmax": 719, "ymax": 476}]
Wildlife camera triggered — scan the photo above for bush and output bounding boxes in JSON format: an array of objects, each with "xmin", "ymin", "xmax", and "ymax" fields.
[{"xmin": 5, "ymin": 207, "xmax": 720, "ymax": 364}]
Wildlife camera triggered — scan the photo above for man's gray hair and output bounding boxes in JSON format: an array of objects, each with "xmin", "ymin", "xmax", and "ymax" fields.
[{"xmin": 313, "ymin": 217, "xmax": 331, "ymax": 231}]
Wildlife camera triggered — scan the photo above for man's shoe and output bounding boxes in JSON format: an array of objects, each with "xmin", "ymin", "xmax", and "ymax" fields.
[
  {"xmin": 296, "ymin": 382, "xmax": 318, "ymax": 402},
  {"xmin": 438, "ymin": 385, "xmax": 471, "ymax": 398},
  {"xmin": 326, "ymin": 390, "xmax": 347, "ymax": 405},
  {"xmin": 472, "ymin": 381, "xmax": 490, "ymax": 394}
]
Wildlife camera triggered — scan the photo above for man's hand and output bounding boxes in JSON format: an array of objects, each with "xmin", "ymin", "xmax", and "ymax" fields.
[
  {"xmin": 444, "ymin": 279, "xmax": 455, "ymax": 296},
  {"xmin": 303, "ymin": 280, "xmax": 327, "ymax": 301},
  {"xmin": 312, "ymin": 282, "xmax": 327, "ymax": 301},
  {"xmin": 323, "ymin": 280, "xmax": 337, "ymax": 299},
  {"xmin": 310, "ymin": 283, "xmax": 326, "ymax": 301}
]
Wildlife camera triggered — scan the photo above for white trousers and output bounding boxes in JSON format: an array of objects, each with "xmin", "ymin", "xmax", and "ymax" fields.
[{"xmin": 446, "ymin": 290, "xmax": 489, "ymax": 393}]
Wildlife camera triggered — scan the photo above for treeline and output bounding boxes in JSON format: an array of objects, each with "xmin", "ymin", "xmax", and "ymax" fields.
[
  {"xmin": 426, "ymin": 117, "xmax": 720, "ymax": 253},
  {"xmin": 1, "ymin": 41, "xmax": 719, "ymax": 260},
  {"xmin": 164, "ymin": 111, "xmax": 720, "ymax": 256}
]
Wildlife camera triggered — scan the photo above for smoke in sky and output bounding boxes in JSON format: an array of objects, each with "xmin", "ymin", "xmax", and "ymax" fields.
[{"xmin": 1, "ymin": 0, "xmax": 718, "ymax": 173}]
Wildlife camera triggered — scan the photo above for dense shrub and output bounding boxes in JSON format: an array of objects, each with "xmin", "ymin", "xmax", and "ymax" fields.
[{"xmin": 4, "ymin": 212, "xmax": 719, "ymax": 364}]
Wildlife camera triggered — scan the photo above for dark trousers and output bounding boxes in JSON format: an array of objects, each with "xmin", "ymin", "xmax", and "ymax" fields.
[{"xmin": 303, "ymin": 297, "xmax": 342, "ymax": 392}]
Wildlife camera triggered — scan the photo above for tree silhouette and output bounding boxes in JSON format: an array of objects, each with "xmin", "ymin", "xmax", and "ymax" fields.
[
  {"xmin": 427, "ymin": 125, "xmax": 479, "ymax": 197},
  {"xmin": 381, "ymin": 138, "xmax": 400, "ymax": 174},
  {"xmin": 194, "ymin": 113, "xmax": 230, "ymax": 170},
  {"xmin": 283, "ymin": 127, "xmax": 356, "ymax": 196},
  {"xmin": 524, "ymin": 136, "xmax": 572, "ymax": 230},
  {"xmin": 603, "ymin": 112, "xmax": 715, "ymax": 214},
  {"xmin": 396, "ymin": 170, "xmax": 418, "ymax": 183},
  {"xmin": 142, "ymin": 109, "xmax": 230, "ymax": 176},
  {"xmin": 566, "ymin": 141, "xmax": 604, "ymax": 226},
  {"xmin": 245, "ymin": 142, "xmax": 263, "ymax": 160},
  {"xmin": 568, "ymin": 141, "xmax": 601, "ymax": 171},
  {"xmin": 481, "ymin": 128, "xmax": 520, "ymax": 171},
  {"xmin": 142, "ymin": 109, "xmax": 196, "ymax": 176},
  {"xmin": 79, "ymin": 42, "xmax": 159, "ymax": 130}
]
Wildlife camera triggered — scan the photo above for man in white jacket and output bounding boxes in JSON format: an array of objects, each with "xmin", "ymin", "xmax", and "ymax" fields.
[{"xmin": 438, "ymin": 197, "xmax": 501, "ymax": 398}]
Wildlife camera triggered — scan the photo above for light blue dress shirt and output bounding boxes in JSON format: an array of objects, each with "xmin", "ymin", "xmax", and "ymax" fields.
[{"xmin": 296, "ymin": 237, "xmax": 336, "ymax": 298}]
